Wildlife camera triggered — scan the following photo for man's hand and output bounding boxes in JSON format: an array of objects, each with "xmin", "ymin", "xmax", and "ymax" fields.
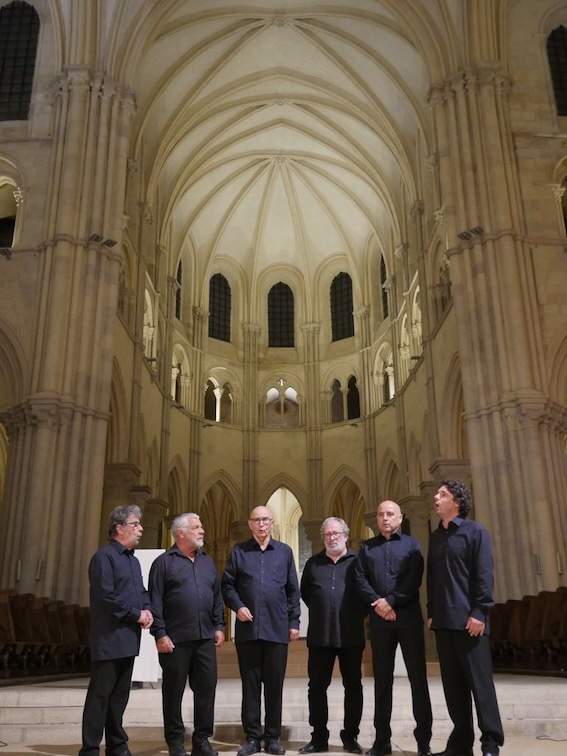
[
  {"xmin": 289, "ymin": 628, "xmax": 300, "ymax": 641},
  {"xmin": 156, "ymin": 635, "xmax": 175, "ymax": 653},
  {"xmin": 236, "ymin": 606, "xmax": 254, "ymax": 622},
  {"xmin": 215, "ymin": 630, "xmax": 225, "ymax": 647},
  {"xmin": 465, "ymin": 616, "xmax": 485, "ymax": 637},
  {"xmin": 138, "ymin": 609, "xmax": 153, "ymax": 629},
  {"xmin": 371, "ymin": 598, "xmax": 393, "ymax": 618}
]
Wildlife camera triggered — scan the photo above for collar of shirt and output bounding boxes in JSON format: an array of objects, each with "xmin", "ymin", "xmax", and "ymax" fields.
[
  {"xmin": 111, "ymin": 539, "xmax": 135, "ymax": 556},
  {"xmin": 319, "ymin": 547, "xmax": 356, "ymax": 563},
  {"xmin": 168, "ymin": 544, "xmax": 205, "ymax": 559},
  {"xmin": 376, "ymin": 530, "xmax": 402, "ymax": 544},
  {"xmin": 439, "ymin": 516, "xmax": 466, "ymax": 531}
]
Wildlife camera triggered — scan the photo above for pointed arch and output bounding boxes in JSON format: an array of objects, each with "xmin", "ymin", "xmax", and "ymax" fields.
[
  {"xmin": 106, "ymin": 359, "xmax": 129, "ymax": 463},
  {"xmin": 167, "ymin": 455, "xmax": 188, "ymax": 515},
  {"xmin": 378, "ymin": 448, "xmax": 401, "ymax": 502}
]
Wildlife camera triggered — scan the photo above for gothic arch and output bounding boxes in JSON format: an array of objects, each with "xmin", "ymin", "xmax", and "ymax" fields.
[
  {"xmin": 323, "ymin": 469, "xmax": 367, "ymax": 545},
  {"xmin": 106, "ymin": 360, "xmax": 129, "ymax": 463},
  {"xmin": 438, "ymin": 353, "xmax": 466, "ymax": 458},
  {"xmin": 167, "ymin": 455, "xmax": 188, "ymax": 515},
  {"xmin": 0, "ymin": 320, "xmax": 27, "ymax": 409},
  {"xmin": 547, "ymin": 325, "xmax": 567, "ymax": 404},
  {"xmin": 199, "ymin": 469, "xmax": 241, "ymax": 522},
  {"xmin": 257, "ymin": 473, "xmax": 307, "ymax": 516},
  {"xmin": 378, "ymin": 448, "xmax": 401, "ymax": 502}
]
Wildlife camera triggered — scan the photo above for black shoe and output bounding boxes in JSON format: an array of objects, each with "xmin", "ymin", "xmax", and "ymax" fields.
[
  {"xmin": 417, "ymin": 749, "xmax": 432, "ymax": 756},
  {"xmin": 299, "ymin": 743, "xmax": 328, "ymax": 754},
  {"xmin": 238, "ymin": 741, "xmax": 261, "ymax": 756},
  {"xmin": 366, "ymin": 745, "xmax": 391, "ymax": 756},
  {"xmin": 264, "ymin": 740, "xmax": 285, "ymax": 755},
  {"xmin": 341, "ymin": 738, "xmax": 362, "ymax": 754},
  {"xmin": 192, "ymin": 741, "xmax": 218, "ymax": 756},
  {"xmin": 169, "ymin": 748, "xmax": 190, "ymax": 756},
  {"xmin": 433, "ymin": 750, "xmax": 473, "ymax": 756}
]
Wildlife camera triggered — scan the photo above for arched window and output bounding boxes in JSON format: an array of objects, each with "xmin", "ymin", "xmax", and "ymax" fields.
[
  {"xmin": 0, "ymin": 183, "xmax": 16, "ymax": 247},
  {"xmin": 331, "ymin": 379, "xmax": 344, "ymax": 423},
  {"xmin": 204, "ymin": 380, "xmax": 216, "ymax": 421},
  {"xmin": 209, "ymin": 273, "xmax": 231, "ymax": 342},
  {"xmin": 264, "ymin": 380, "xmax": 300, "ymax": 427},
  {"xmin": 547, "ymin": 26, "xmax": 567, "ymax": 116},
  {"xmin": 268, "ymin": 282, "xmax": 294, "ymax": 347},
  {"xmin": 0, "ymin": 1, "xmax": 40, "ymax": 121},
  {"xmin": 330, "ymin": 272, "xmax": 354, "ymax": 341},
  {"xmin": 380, "ymin": 256, "xmax": 389, "ymax": 318},
  {"xmin": 346, "ymin": 375, "xmax": 360, "ymax": 420},
  {"xmin": 220, "ymin": 382, "xmax": 233, "ymax": 424},
  {"xmin": 175, "ymin": 261, "xmax": 182, "ymax": 320}
]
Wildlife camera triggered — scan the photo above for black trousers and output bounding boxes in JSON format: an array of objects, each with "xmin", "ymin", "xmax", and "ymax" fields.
[
  {"xmin": 435, "ymin": 629, "xmax": 504, "ymax": 755},
  {"xmin": 370, "ymin": 625, "xmax": 432, "ymax": 748},
  {"xmin": 236, "ymin": 640, "xmax": 288, "ymax": 742},
  {"xmin": 158, "ymin": 639, "xmax": 217, "ymax": 749},
  {"xmin": 79, "ymin": 656, "xmax": 134, "ymax": 756},
  {"xmin": 306, "ymin": 645, "xmax": 364, "ymax": 743}
]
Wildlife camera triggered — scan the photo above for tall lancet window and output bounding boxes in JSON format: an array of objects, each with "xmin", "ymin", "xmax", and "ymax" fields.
[
  {"xmin": 330, "ymin": 272, "xmax": 354, "ymax": 341},
  {"xmin": 268, "ymin": 282, "xmax": 294, "ymax": 347},
  {"xmin": 0, "ymin": 1, "xmax": 40, "ymax": 121},
  {"xmin": 209, "ymin": 273, "xmax": 231, "ymax": 342}
]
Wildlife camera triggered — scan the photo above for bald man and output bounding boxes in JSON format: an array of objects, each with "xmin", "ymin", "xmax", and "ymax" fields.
[
  {"xmin": 354, "ymin": 501, "xmax": 432, "ymax": 756},
  {"xmin": 222, "ymin": 506, "xmax": 300, "ymax": 756}
]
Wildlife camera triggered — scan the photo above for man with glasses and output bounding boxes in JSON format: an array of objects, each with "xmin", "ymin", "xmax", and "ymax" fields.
[
  {"xmin": 299, "ymin": 517, "xmax": 366, "ymax": 756},
  {"xmin": 79, "ymin": 505, "xmax": 153, "ymax": 756},
  {"xmin": 354, "ymin": 500, "xmax": 432, "ymax": 756},
  {"xmin": 222, "ymin": 505, "xmax": 300, "ymax": 756}
]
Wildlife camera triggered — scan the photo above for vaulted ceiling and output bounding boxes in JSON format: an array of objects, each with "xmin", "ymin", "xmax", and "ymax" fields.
[{"xmin": 123, "ymin": 1, "xmax": 458, "ymax": 299}]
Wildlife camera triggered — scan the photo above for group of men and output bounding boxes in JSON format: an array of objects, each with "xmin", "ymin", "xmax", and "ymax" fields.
[{"xmin": 79, "ymin": 479, "xmax": 504, "ymax": 756}]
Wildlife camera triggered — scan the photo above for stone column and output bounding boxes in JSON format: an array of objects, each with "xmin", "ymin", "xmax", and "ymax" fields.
[
  {"xmin": 429, "ymin": 66, "xmax": 567, "ymax": 598},
  {"xmin": 0, "ymin": 70, "xmax": 135, "ymax": 605}
]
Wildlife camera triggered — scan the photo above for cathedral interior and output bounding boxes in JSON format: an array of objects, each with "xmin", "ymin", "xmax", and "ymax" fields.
[{"xmin": 0, "ymin": 0, "xmax": 566, "ymax": 626}]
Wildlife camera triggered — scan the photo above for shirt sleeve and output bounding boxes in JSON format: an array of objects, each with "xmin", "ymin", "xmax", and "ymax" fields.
[
  {"xmin": 212, "ymin": 569, "xmax": 225, "ymax": 630},
  {"xmin": 148, "ymin": 555, "xmax": 167, "ymax": 639},
  {"xmin": 286, "ymin": 549, "xmax": 301, "ymax": 629},
  {"xmin": 353, "ymin": 544, "xmax": 380, "ymax": 606},
  {"xmin": 470, "ymin": 526, "xmax": 495, "ymax": 621},
  {"xmin": 300, "ymin": 558, "xmax": 312, "ymax": 607},
  {"xmin": 89, "ymin": 550, "xmax": 141, "ymax": 623},
  {"xmin": 221, "ymin": 547, "xmax": 245, "ymax": 612}
]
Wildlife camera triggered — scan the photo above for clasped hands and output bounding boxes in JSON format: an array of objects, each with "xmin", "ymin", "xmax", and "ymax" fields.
[{"xmin": 371, "ymin": 597, "xmax": 396, "ymax": 621}]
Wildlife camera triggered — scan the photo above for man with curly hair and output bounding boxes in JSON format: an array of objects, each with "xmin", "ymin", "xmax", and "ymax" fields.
[{"xmin": 427, "ymin": 480, "xmax": 504, "ymax": 756}]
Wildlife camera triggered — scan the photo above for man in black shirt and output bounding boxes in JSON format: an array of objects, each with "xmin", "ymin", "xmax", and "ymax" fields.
[
  {"xmin": 222, "ymin": 505, "xmax": 300, "ymax": 756},
  {"xmin": 299, "ymin": 517, "xmax": 366, "ymax": 755},
  {"xmin": 355, "ymin": 500, "xmax": 432, "ymax": 756},
  {"xmin": 427, "ymin": 480, "xmax": 504, "ymax": 756},
  {"xmin": 149, "ymin": 513, "xmax": 225, "ymax": 756},
  {"xmin": 79, "ymin": 505, "xmax": 153, "ymax": 756}
]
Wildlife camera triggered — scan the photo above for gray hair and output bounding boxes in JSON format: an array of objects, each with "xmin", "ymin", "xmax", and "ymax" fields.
[
  {"xmin": 108, "ymin": 505, "xmax": 142, "ymax": 538},
  {"xmin": 171, "ymin": 512, "xmax": 201, "ymax": 538},
  {"xmin": 320, "ymin": 516, "xmax": 349, "ymax": 538}
]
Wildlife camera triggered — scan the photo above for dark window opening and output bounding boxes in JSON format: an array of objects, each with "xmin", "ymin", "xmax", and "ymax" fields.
[
  {"xmin": 380, "ymin": 256, "xmax": 389, "ymax": 318},
  {"xmin": 175, "ymin": 261, "xmax": 182, "ymax": 320},
  {"xmin": 330, "ymin": 272, "xmax": 354, "ymax": 341},
  {"xmin": 346, "ymin": 375, "xmax": 360, "ymax": 419},
  {"xmin": 209, "ymin": 273, "xmax": 231, "ymax": 342},
  {"xmin": 0, "ymin": 2, "xmax": 40, "ymax": 121},
  {"xmin": 0, "ymin": 216, "xmax": 15, "ymax": 246},
  {"xmin": 268, "ymin": 282, "xmax": 294, "ymax": 347},
  {"xmin": 547, "ymin": 26, "xmax": 567, "ymax": 116}
]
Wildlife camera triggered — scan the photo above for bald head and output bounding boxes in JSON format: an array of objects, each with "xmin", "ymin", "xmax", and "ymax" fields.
[{"xmin": 376, "ymin": 500, "xmax": 403, "ymax": 539}]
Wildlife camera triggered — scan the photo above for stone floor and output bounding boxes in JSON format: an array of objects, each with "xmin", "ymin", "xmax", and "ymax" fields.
[{"xmin": 0, "ymin": 675, "xmax": 565, "ymax": 756}]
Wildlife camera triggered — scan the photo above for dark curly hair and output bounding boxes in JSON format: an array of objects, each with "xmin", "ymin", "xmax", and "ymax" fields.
[{"xmin": 440, "ymin": 479, "xmax": 472, "ymax": 518}]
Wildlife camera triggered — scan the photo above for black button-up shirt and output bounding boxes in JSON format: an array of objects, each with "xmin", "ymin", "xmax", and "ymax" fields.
[
  {"xmin": 149, "ymin": 545, "xmax": 224, "ymax": 643},
  {"xmin": 222, "ymin": 537, "xmax": 300, "ymax": 644},
  {"xmin": 88, "ymin": 539, "xmax": 151, "ymax": 661},
  {"xmin": 354, "ymin": 530, "xmax": 425, "ymax": 628},
  {"xmin": 301, "ymin": 548, "xmax": 365, "ymax": 648},
  {"xmin": 427, "ymin": 517, "xmax": 495, "ymax": 633}
]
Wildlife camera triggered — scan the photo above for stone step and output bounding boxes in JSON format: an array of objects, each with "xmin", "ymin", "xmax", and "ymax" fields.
[{"xmin": 1, "ymin": 675, "xmax": 566, "ymax": 745}]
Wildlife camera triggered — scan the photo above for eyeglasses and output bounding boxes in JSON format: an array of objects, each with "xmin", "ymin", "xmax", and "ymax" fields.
[
  {"xmin": 123, "ymin": 521, "xmax": 142, "ymax": 528},
  {"xmin": 323, "ymin": 531, "xmax": 346, "ymax": 539},
  {"xmin": 250, "ymin": 517, "xmax": 272, "ymax": 524}
]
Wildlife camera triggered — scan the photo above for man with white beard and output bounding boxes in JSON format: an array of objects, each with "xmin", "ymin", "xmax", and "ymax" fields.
[{"xmin": 299, "ymin": 517, "xmax": 366, "ymax": 755}]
